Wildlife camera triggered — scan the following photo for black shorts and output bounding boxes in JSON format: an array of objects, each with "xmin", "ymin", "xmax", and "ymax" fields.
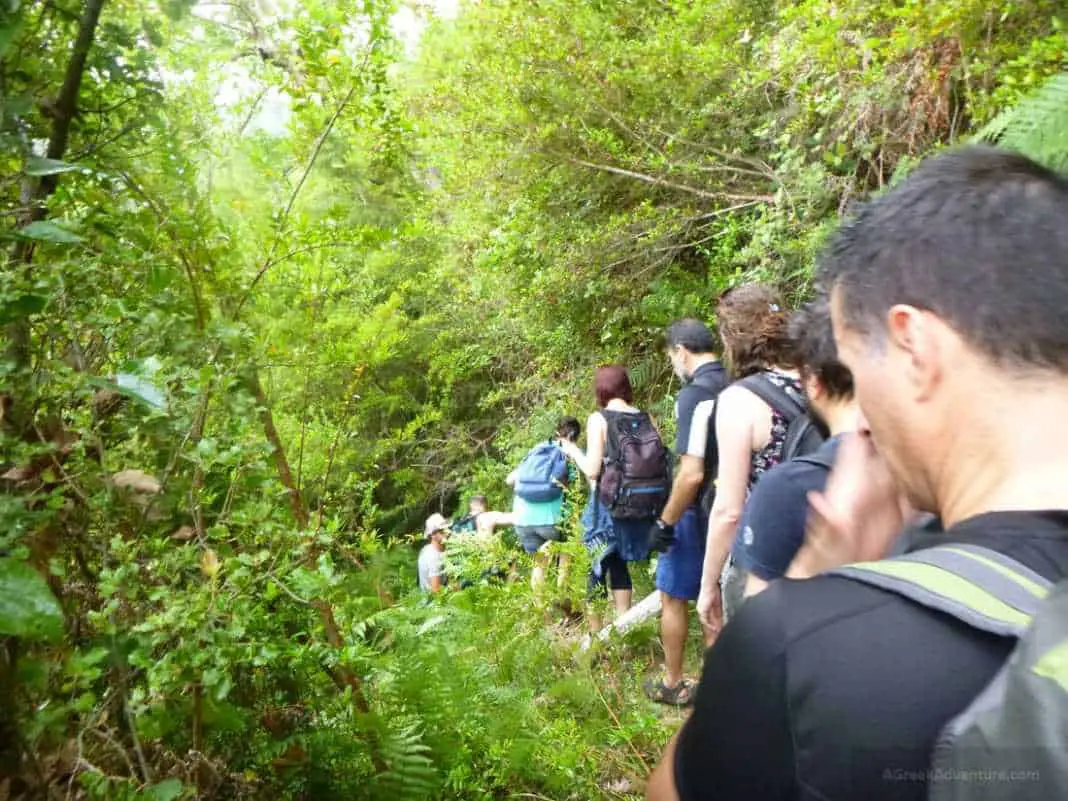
[{"xmin": 516, "ymin": 525, "xmax": 564, "ymax": 554}]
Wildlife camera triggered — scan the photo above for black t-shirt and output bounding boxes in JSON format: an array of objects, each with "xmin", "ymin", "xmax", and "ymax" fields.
[
  {"xmin": 674, "ymin": 510, "xmax": 1068, "ymax": 801},
  {"xmin": 674, "ymin": 360, "xmax": 729, "ymax": 500},
  {"xmin": 736, "ymin": 436, "xmax": 841, "ymax": 580}
]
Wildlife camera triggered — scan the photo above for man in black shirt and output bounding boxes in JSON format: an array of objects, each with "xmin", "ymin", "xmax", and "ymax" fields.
[
  {"xmin": 644, "ymin": 319, "xmax": 729, "ymax": 706},
  {"xmin": 647, "ymin": 146, "xmax": 1068, "ymax": 800},
  {"xmin": 735, "ymin": 297, "xmax": 857, "ymax": 597}
]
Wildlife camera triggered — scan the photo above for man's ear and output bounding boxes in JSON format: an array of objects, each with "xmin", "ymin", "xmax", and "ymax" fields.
[{"xmin": 886, "ymin": 305, "xmax": 943, "ymax": 400}]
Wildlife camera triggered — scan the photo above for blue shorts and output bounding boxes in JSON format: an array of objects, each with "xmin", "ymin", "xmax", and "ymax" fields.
[{"xmin": 656, "ymin": 505, "xmax": 708, "ymax": 600}]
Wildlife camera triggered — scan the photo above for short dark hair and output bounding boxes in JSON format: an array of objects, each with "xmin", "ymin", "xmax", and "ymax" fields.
[
  {"xmin": 790, "ymin": 297, "xmax": 854, "ymax": 401},
  {"xmin": 716, "ymin": 283, "xmax": 797, "ymax": 378},
  {"xmin": 666, "ymin": 318, "xmax": 717, "ymax": 354},
  {"xmin": 594, "ymin": 365, "xmax": 633, "ymax": 408},
  {"xmin": 818, "ymin": 146, "xmax": 1068, "ymax": 370},
  {"xmin": 556, "ymin": 416, "xmax": 581, "ymax": 442}
]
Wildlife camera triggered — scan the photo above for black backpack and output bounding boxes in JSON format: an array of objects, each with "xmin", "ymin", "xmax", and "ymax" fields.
[
  {"xmin": 598, "ymin": 411, "xmax": 671, "ymax": 520},
  {"xmin": 739, "ymin": 373, "xmax": 825, "ymax": 462}
]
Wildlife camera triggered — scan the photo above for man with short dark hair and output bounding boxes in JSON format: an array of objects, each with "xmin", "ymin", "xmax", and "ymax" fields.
[
  {"xmin": 734, "ymin": 296, "xmax": 858, "ymax": 597},
  {"xmin": 644, "ymin": 318, "xmax": 728, "ymax": 706},
  {"xmin": 647, "ymin": 146, "xmax": 1068, "ymax": 800}
]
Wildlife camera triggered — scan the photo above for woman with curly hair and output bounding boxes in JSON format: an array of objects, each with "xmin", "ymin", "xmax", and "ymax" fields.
[{"xmin": 695, "ymin": 283, "xmax": 807, "ymax": 635}]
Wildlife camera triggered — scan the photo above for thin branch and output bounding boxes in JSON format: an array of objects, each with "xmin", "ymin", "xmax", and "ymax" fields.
[
  {"xmin": 113, "ymin": 670, "xmax": 151, "ymax": 784},
  {"xmin": 117, "ymin": 171, "xmax": 207, "ymax": 332},
  {"xmin": 556, "ymin": 153, "xmax": 774, "ymax": 204},
  {"xmin": 34, "ymin": 427, "xmax": 89, "ymax": 505},
  {"xmin": 268, "ymin": 575, "xmax": 312, "ymax": 605},
  {"xmin": 588, "ymin": 99, "xmax": 665, "ymax": 158},
  {"xmin": 316, "ymin": 409, "xmax": 352, "ymax": 533},
  {"xmin": 236, "ymin": 87, "xmax": 269, "ymax": 137},
  {"xmin": 260, "ymin": 240, "xmax": 365, "ymax": 271},
  {"xmin": 70, "ymin": 119, "xmax": 142, "ymax": 161},
  {"xmin": 669, "ymin": 161, "xmax": 775, "ymax": 180},
  {"xmin": 233, "ymin": 85, "xmax": 357, "ymax": 318},
  {"xmin": 296, "ymin": 368, "xmax": 311, "ymax": 493},
  {"xmin": 652, "ymin": 126, "xmax": 775, "ymax": 172}
]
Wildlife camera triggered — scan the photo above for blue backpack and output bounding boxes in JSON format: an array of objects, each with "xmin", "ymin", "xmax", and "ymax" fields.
[{"xmin": 514, "ymin": 441, "xmax": 568, "ymax": 502}]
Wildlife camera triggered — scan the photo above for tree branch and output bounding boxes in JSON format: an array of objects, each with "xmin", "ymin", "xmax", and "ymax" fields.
[
  {"xmin": 556, "ymin": 153, "xmax": 774, "ymax": 203},
  {"xmin": 5, "ymin": 0, "xmax": 107, "ymax": 429},
  {"xmin": 233, "ymin": 86, "xmax": 357, "ymax": 317}
]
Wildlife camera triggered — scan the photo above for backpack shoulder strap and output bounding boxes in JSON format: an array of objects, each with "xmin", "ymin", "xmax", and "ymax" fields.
[
  {"xmin": 830, "ymin": 544, "xmax": 1053, "ymax": 637},
  {"xmin": 738, "ymin": 373, "xmax": 805, "ymax": 422},
  {"xmin": 600, "ymin": 410, "xmax": 623, "ymax": 462}
]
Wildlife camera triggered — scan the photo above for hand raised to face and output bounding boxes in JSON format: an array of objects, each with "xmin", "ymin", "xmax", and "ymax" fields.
[{"xmin": 792, "ymin": 431, "xmax": 906, "ymax": 577}]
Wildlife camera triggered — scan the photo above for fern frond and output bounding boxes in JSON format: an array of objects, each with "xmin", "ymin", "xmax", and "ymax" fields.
[
  {"xmin": 975, "ymin": 72, "xmax": 1068, "ymax": 173},
  {"xmin": 373, "ymin": 716, "xmax": 438, "ymax": 801}
]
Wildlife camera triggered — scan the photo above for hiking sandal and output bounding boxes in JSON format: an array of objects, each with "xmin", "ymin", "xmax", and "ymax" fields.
[{"xmin": 643, "ymin": 677, "xmax": 696, "ymax": 707}]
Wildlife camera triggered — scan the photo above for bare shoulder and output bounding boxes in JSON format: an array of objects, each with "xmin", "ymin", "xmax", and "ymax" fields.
[
  {"xmin": 721, "ymin": 380, "xmax": 774, "ymax": 414},
  {"xmin": 719, "ymin": 380, "xmax": 774, "ymax": 448},
  {"xmin": 717, "ymin": 383, "xmax": 759, "ymax": 412}
]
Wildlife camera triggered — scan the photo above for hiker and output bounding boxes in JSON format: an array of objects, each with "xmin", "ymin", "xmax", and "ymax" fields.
[
  {"xmin": 647, "ymin": 146, "xmax": 1068, "ymax": 801},
  {"xmin": 507, "ymin": 418, "xmax": 579, "ymax": 591},
  {"xmin": 560, "ymin": 365, "xmax": 669, "ymax": 621},
  {"xmin": 735, "ymin": 296, "xmax": 857, "ymax": 597},
  {"xmin": 451, "ymin": 495, "xmax": 488, "ymax": 534},
  {"xmin": 553, "ymin": 416, "xmax": 583, "ymax": 533},
  {"xmin": 695, "ymin": 284, "xmax": 816, "ymax": 634},
  {"xmin": 453, "ymin": 494, "xmax": 514, "ymax": 539},
  {"xmin": 643, "ymin": 319, "xmax": 729, "ymax": 706},
  {"xmin": 418, "ymin": 513, "xmax": 450, "ymax": 593}
]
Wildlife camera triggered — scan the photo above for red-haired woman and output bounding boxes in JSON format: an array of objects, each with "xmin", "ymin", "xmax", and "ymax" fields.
[{"xmin": 560, "ymin": 365, "xmax": 662, "ymax": 620}]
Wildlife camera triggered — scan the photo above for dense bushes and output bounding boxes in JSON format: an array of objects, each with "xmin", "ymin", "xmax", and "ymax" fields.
[{"xmin": 1, "ymin": 0, "xmax": 1065, "ymax": 797}]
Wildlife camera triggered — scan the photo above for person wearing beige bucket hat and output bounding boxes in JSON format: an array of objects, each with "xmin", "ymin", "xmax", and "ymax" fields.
[{"xmin": 418, "ymin": 513, "xmax": 450, "ymax": 592}]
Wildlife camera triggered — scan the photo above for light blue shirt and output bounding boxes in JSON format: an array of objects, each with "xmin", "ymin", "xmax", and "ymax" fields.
[{"xmin": 512, "ymin": 493, "xmax": 563, "ymax": 526}]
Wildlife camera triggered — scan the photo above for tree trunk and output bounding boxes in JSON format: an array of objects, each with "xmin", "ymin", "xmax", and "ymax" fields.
[
  {"xmin": 5, "ymin": 0, "xmax": 108, "ymax": 432},
  {"xmin": 0, "ymin": 0, "xmax": 107, "ymax": 777}
]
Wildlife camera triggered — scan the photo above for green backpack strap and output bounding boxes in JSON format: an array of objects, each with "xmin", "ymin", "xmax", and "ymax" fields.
[
  {"xmin": 927, "ymin": 577, "xmax": 1068, "ymax": 801},
  {"xmin": 830, "ymin": 544, "xmax": 1053, "ymax": 637}
]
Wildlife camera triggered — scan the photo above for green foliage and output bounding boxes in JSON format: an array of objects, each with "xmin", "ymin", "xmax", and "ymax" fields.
[
  {"xmin": 1, "ymin": 0, "xmax": 1065, "ymax": 797},
  {"xmin": 0, "ymin": 559, "xmax": 63, "ymax": 640},
  {"xmin": 977, "ymin": 71, "xmax": 1068, "ymax": 171}
]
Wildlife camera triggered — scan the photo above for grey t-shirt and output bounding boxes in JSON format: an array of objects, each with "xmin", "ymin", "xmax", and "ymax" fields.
[{"xmin": 418, "ymin": 543, "xmax": 444, "ymax": 591}]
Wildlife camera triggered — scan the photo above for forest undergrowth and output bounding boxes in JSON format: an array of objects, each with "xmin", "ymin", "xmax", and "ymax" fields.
[{"xmin": 2, "ymin": 0, "xmax": 1066, "ymax": 798}]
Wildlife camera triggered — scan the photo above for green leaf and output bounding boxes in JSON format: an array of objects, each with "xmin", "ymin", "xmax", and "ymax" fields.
[
  {"xmin": 25, "ymin": 157, "xmax": 78, "ymax": 177},
  {"xmin": 0, "ymin": 293, "xmax": 47, "ymax": 324},
  {"xmin": 142, "ymin": 18, "xmax": 165, "ymax": 47},
  {"xmin": 18, "ymin": 221, "xmax": 83, "ymax": 244},
  {"xmin": 0, "ymin": 558, "xmax": 63, "ymax": 641},
  {"xmin": 0, "ymin": 15, "xmax": 23, "ymax": 60},
  {"xmin": 3, "ymin": 95, "xmax": 33, "ymax": 117},
  {"xmin": 116, "ymin": 373, "xmax": 167, "ymax": 410},
  {"xmin": 144, "ymin": 778, "xmax": 184, "ymax": 801}
]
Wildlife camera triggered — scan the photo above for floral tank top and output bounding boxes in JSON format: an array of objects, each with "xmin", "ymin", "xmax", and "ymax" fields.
[{"xmin": 748, "ymin": 370, "xmax": 805, "ymax": 491}]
